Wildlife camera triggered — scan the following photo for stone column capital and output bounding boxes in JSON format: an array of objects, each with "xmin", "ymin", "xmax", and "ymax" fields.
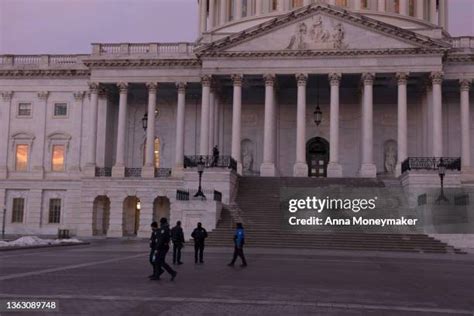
[
  {"xmin": 88, "ymin": 82, "xmax": 100, "ymax": 93},
  {"xmin": 329, "ymin": 73, "xmax": 342, "ymax": 86},
  {"xmin": 146, "ymin": 82, "xmax": 158, "ymax": 93},
  {"xmin": 37, "ymin": 91, "xmax": 49, "ymax": 101},
  {"xmin": 263, "ymin": 74, "xmax": 276, "ymax": 87},
  {"xmin": 117, "ymin": 82, "xmax": 129, "ymax": 93},
  {"xmin": 73, "ymin": 91, "xmax": 86, "ymax": 101},
  {"xmin": 231, "ymin": 74, "xmax": 243, "ymax": 87},
  {"xmin": 361, "ymin": 73, "xmax": 375, "ymax": 85},
  {"xmin": 176, "ymin": 82, "xmax": 187, "ymax": 93},
  {"xmin": 296, "ymin": 73, "xmax": 308, "ymax": 86},
  {"xmin": 430, "ymin": 71, "xmax": 444, "ymax": 85},
  {"xmin": 396, "ymin": 72, "xmax": 409, "ymax": 85},
  {"xmin": 460, "ymin": 79, "xmax": 472, "ymax": 91},
  {"xmin": 201, "ymin": 75, "xmax": 213, "ymax": 87},
  {"xmin": 0, "ymin": 91, "xmax": 13, "ymax": 102}
]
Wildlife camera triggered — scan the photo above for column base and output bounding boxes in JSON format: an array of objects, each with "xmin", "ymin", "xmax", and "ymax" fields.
[
  {"xmin": 112, "ymin": 165, "xmax": 125, "ymax": 178},
  {"xmin": 142, "ymin": 166, "xmax": 155, "ymax": 178},
  {"xmin": 358, "ymin": 163, "xmax": 377, "ymax": 178},
  {"xmin": 83, "ymin": 164, "xmax": 96, "ymax": 177},
  {"xmin": 395, "ymin": 163, "xmax": 402, "ymax": 178},
  {"xmin": 172, "ymin": 166, "xmax": 185, "ymax": 178},
  {"xmin": 260, "ymin": 162, "xmax": 276, "ymax": 177},
  {"xmin": 461, "ymin": 166, "xmax": 474, "ymax": 182},
  {"xmin": 106, "ymin": 229, "xmax": 123, "ymax": 238},
  {"xmin": 293, "ymin": 162, "xmax": 308, "ymax": 177},
  {"xmin": 327, "ymin": 162, "xmax": 343, "ymax": 178},
  {"xmin": 237, "ymin": 162, "xmax": 243, "ymax": 175}
]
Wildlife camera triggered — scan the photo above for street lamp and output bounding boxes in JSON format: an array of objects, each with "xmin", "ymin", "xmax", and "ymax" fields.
[
  {"xmin": 142, "ymin": 113, "xmax": 148, "ymax": 131},
  {"xmin": 194, "ymin": 156, "xmax": 206, "ymax": 199},
  {"xmin": 435, "ymin": 158, "xmax": 449, "ymax": 204},
  {"xmin": 313, "ymin": 76, "xmax": 323, "ymax": 126}
]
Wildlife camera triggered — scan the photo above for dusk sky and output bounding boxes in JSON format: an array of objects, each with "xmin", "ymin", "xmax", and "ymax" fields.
[{"xmin": 0, "ymin": 0, "xmax": 473, "ymax": 54}]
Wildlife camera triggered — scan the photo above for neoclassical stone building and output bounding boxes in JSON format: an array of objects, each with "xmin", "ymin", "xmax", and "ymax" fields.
[{"xmin": 0, "ymin": 0, "xmax": 472, "ymax": 237}]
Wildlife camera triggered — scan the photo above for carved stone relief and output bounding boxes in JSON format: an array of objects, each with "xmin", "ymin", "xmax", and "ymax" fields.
[
  {"xmin": 241, "ymin": 139, "xmax": 254, "ymax": 174},
  {"xmin": 384, "ymin": 140, "xmax": 397, "ymax": 175}
]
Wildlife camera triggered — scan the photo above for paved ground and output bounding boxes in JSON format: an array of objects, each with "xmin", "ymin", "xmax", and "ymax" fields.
[{"xmin": 0, "ymin": 240, "xmax": 473, "ymax": 316}]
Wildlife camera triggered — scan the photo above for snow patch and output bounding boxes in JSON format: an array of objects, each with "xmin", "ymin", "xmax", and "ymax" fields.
[{"xmin": 0, "ymin": 236, "xmax": 83, "ymax": 248}]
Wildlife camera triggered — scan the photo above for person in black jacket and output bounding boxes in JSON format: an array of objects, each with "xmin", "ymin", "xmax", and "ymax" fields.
[
  {"xmin": 170, "ymin": 221, "xmax": 185, "ymax": 265},
  {"xmin": 148, "ymin": 221, "xmax": 159, "ymax": 278},
  {"xmin": 191, "ymin": 222, "xmax": 208, "ymax": 264},
  {"xmin": 151, "ymin": 217, "xmax": 177, "ymax": 281}
]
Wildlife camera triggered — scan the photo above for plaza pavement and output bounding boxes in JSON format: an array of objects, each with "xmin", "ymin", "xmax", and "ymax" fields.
[{"xmin": 0, "ymin": 239, "xmax": 473, "ymax": 316}]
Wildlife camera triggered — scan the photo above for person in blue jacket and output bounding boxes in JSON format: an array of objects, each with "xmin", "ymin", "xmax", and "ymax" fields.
[{"xmin": 227, "ymin": 223, "xmax": 247, "ymax": 267}]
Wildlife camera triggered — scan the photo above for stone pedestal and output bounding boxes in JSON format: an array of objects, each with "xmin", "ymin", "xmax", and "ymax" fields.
[
  {"xmin": 293, "ymin": 162, "xmax": 308, "ymax": 177},
  {"xmin": 260, "ymin": 162, "xmax": 275, "ymax": 177},
  {"xmin": 142, "ymin": 166, "xmax": 155, "ymax": 178},
  {"xmin": 172, "ymin": 167, "xmax": 185, "ymax": 178},
  {"xmin": 83, "ymin": 164, "xmax": 96, "ymax": 177},
  {"xmin": 112, "ymin": 166, "xmax": 125, "ymax": 178},
  {"xmin": 327, "ymin": 162, "xmax": 343, "ymax": 178},
  {"xmin": 359, "ymin": 163, "xmax": 377, "ymax": 178}
]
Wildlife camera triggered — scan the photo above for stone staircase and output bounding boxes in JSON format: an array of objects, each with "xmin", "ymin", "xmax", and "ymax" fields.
[{"xmin": 206, "ymin": 177, "xmax": 466, "ymax": 254}]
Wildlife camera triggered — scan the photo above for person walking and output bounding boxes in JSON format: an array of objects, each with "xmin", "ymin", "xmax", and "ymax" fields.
[
  {"xmin": 170, "ymin": 221, "xmax": 185, "ymax": 265},
  {"xmin": 148, "ymin": 221, "xmax": 159, "ymax": 279},
  {"xmin": 191, "ymin": 222, "xmax": 208, "ymax": 264},
  {"xmin": 228, "ymin": 223, "xmax": 247, "ymax": 267},
  {"xmin": 151, "ymin": 217, "xmax": 177, "ymax": 281}
]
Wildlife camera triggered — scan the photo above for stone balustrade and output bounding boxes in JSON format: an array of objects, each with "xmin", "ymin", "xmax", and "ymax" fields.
[
  {"xmin": 450, "ymin": 36, "xmax": 474, "ymax": 50},
  {"xmin": 0, "ymin": 54, "xmax": 88, "ymax": 67},
  {"xmin": 91, "ymin": 42, "xmax": 195, "ymax": 57}
]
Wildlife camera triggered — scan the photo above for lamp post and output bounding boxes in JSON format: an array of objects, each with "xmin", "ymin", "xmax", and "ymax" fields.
[
  {"xmin": 313, "ymin": 76, "xmax": 323, "ymax": 126},
  {"xmin": 435, "ymin": 158, "xmax": 449, "ymax": 204},
  {"xmin": 142, "ymin": 113, "xmax": 148, "ymax": 131},
  {"xmin": 194, "ymin": 156, "xmax": 206, "ymax": 199},
  {"xmin": 2, "ymin": 206, "xmax": 6, "ymax": 240}
]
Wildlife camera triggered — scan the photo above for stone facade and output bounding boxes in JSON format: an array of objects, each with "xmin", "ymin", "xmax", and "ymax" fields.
[{"xmin": 0, "ymin": 3, "xmax": 473, "ymax": 237}]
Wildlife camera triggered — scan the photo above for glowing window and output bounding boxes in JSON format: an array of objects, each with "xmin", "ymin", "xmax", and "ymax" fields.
[
  {"xmin": 336, "ymin": 0, "xmax": 347, "ymax": 7},
  {"xmin": 154, "ymin": 138, "xmax": 161, "ymax": 168},
  {"xmin": 52, "ymin": 145, "xmax": 65, "ymax": 172},
  {"xmin": 15, "ymin": 144, "xmax": 28, "ymax": 171}
]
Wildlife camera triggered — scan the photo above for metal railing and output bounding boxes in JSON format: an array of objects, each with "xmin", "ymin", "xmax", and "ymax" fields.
[
  {"xmin": 175, "ymin": 189, "xmax": 223, "ymax": 201},
  {"xmin": 401, "ymin": 157, "xmax": 461, "ymax": 174},
  {"xmin": 184, "ymin": 155, "xmax": 237, "ymax": 172},
  {"xmin": 155, "ymin": 168, "xmax": 172, "ymax": 178},
  {"xmin": 125, "ymin": 168, "xmax": 142, "ymax": 178},
  {"xmin": 95, "ymin": 167, "xmax": 112, "ymax": 177}
]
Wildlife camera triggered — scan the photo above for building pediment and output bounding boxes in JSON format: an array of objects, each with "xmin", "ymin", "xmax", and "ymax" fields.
[{"xmin": 196, "ymin": 4, "xmax": 449, "ymax": 57}]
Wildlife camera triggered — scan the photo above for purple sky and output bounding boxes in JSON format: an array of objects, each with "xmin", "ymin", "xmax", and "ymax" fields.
[{"xmin": 0, "ymin": 0, "xmax": 473, "ymax": 54}]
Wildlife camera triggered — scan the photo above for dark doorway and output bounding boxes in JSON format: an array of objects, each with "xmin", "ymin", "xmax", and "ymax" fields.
[{"xmin": 306, "ymin": 137, "xmax": 330, "ymax": 177}]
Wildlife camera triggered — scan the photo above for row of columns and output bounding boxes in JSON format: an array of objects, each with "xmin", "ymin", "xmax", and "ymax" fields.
[{"xmin": 85, "ymin": 74, "xmax": 471, "ymax": 179}]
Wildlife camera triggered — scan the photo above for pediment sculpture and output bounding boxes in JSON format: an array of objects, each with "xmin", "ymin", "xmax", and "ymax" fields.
[{"xmin": 286, "ymin": 15, "xmax": 348, "ymax": 50}]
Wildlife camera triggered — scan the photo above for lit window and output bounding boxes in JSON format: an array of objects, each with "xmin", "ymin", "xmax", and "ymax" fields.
[
  {"xmin": 54, "ymin": 103, "xmax": 68, "ymax": 117},
  {"xmin": 52, "ymin": 145, "xmax": 65, "ymax": 172},
  {"xmin": 15, "ymin": 144, "xmax": 28, "ymax": 171},
  {"xmin": 154, "ymin": 138, "xmax": 161, "ymax": 168},
  {"xmin": 48, "ymin": 199, "xmax": 61, "ymax": 224},
  {"xmin": 12, "ymin": 198, "xmax": 25, "ymax": 223},
  {"xmin": 18, "ymin": 103, "xmax": 32, "ymax": 117}
]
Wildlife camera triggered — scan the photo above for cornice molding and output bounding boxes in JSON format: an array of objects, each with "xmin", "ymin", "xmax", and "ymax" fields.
[
  {"xmin": 83, "ymin": 59, "xmax": 201, "ymax": 68},
  {"xmin": 0, "ymin": 69, "xmax": 90, "ymax": 78}
]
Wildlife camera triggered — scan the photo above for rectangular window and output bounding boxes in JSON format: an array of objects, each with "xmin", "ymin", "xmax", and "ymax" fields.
[
  {"xmin": 12, "ymin": 198, "xmax": 25, "ymax": 223},
  {"xmin": 51, "ymin": 145, "xmax": 65, "ymax": 172},
  {"xmin": 54, "ymin": 103, "xmax": 68, "ymax": 117},
  {"xmin": 48, "ymin": 199, "xmax": 61, "ymax": 224},
  {"xmin": 15, "ymin": 144, "xmax": 29, "ymax": 171},
  {"xmin": 18, "ymin": 103, "xmax": 32, "ymax": 117}
]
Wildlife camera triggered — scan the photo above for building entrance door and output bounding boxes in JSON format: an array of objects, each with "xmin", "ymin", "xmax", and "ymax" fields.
[{"xmin": 306, "ymin": 137, "xmax": 329, "ymax": 177}]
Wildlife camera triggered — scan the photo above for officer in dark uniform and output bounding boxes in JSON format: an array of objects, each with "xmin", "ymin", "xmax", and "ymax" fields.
[
  {"xmin": 151, "ymin": 217, "xmax": 177, "ymax": 281},
  {"xmin": 148, "ymin": 221, "xmax": 159, "ymax": 279},
  {"xmin": 191, "ymin": 222, "xmax": 208, "ymax": 264},
  {"xmin": 170, "ymin": 221, "xmax": 185, "ymax": 265}
]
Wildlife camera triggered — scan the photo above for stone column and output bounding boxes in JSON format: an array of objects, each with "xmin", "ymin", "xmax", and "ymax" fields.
[
  {"xmin": 107, "ymin": 195, "xmax": 125, "ymax": 237},
  {"xmin": 303, "ymin": 0, "xmax": 311, "ymax": 6},
  {"xmin": 395, "ymin": 73, "xmax": 409, "ymax": 177},
  {"xmin": 213, "ymin": 96, "xmax": 219, "ymax": 152},
  {"xmin": 200, "ymin": 75, "xmax": 212, "ymax": 155},
  {"xmin": 261, "ymin": 74, "xmax": 276, "ymax": 176},
  {"xmin": 220, "ymin": 0, "xmax": 227, "ymax": 24},
  {"xmin": 143, "ymin": 83, "xmax": 158, "ymax": 178},
  {"xmin": 72, "ymin": 91, "xmax": 86, "ymax": 173},
  {"xmin": 208, "ymin": 89, "xmax": 216, "ymax": 154},
  {"xmin": 0, "ymin": 91, "xmax": 13, "ymax": 179},
  {"xmin": 173, "ymin": 82, "xmax": 187, "ymax": 177},
  {"xmin": 354, "ymin": 0, "xmax": 362, "ymax": 11},
  {"xmin": 430, "ymin": 72, "xmax": 443, "ymax": 157},
  {"xmin": 137, "ymin": 197, "xmax": 154, "ymax": 238},
  {"xmin": 236, "ymin": 0, "xmax": 243, "ymax": 19},
  {"xmin": 199, "ymin": 0, "xmax": 207, "ymax": 33},
  {"xmin": 328, "ymin": 0, "xmax": 336, "ymax": 5},
  {"xmin": 460, "ymin": 79, "xmax": 471, "ymax": 172},
  {"xmin": 328, "ymin": 73, "xmax": 343, "ymax": 178},
  {"xmin": 399, "ymin": 0, "xmax": 409, "ymax": 15},
  {"xmin": 415, "ymin": 0, "xmax": 424, "ymax": 19},
  {"xmin": 359, "ymin": 73, "xmax": 377, "ymax": 178},
  {"xmin": 429, "ymin": 0, "xmax": 437, "ymax": 24},
  {"xmin": 377, "ymin": 0, "xmax": 385, "ymax": 12},
  {"xmin": 439, "ymin": 0, "xmax": 448, "ymax": 30},
  {"xmin": 112, "ymin": 82, "xmax": 128, "ymax": 177},
  {"xmin": 32, "ymin": 91, "xmax": 49, "ymax": 178},
  {"xmin": 293, "ymin": 74, "xmax": 308, "ymax": 177},
  {"xmin": 209, "ymin": 0, "xmax": 216, "ymax": 28},
  {"xmin": 231, "ymin": 74, "xmax": 243, "ymax": 174},
  {"xmin": 86, "ymin": 83, "xmax": 99, "ymax": 172},
  {"xmin": 277, "ymin": 0, "xmax": 285, "ymax": 11}
]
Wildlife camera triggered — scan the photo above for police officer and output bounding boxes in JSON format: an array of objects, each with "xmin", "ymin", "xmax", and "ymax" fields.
[
  {"xmin": 148, "ymin": 221, "xmax": 159, "ymax": 279},
  {"xmin": 151, "ymin": 217, "xmax": 177, "ymax": 281},
  {"xmin": 191, "ymin": 222, "xmax": 208, "ymax": 264},
  {"xmin": 170, "ymin": 221, "xmax": 185, "ymax": 265}
]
